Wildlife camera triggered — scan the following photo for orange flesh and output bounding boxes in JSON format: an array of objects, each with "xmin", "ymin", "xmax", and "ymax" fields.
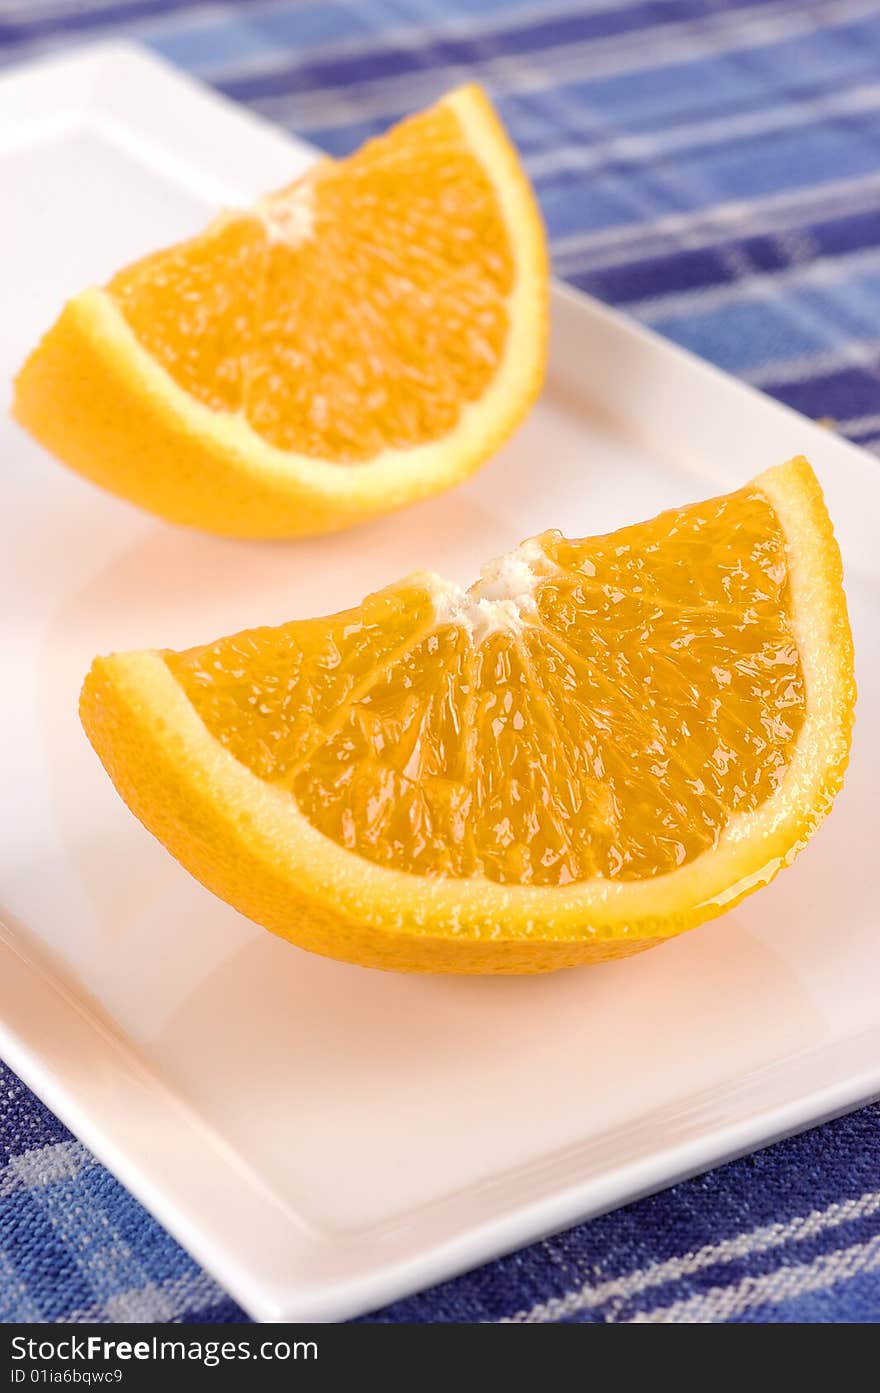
[
  {"xmin": 108, "ymin": 105, "xmax": 513, "ymax": 462},
  {"xmin": 166, "ymin": 484, "xmax": 806, "ymax": 887}
]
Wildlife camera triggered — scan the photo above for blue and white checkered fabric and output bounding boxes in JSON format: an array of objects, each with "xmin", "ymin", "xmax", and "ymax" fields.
[{"xmin": 2, "ymin": 0, "xmax": 879, "ymax": 1324}]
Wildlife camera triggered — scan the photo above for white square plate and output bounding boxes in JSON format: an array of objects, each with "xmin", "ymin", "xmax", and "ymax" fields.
[{"xmin": 1, "ymin": 43, "xmax": 878, "ymax": 1324}]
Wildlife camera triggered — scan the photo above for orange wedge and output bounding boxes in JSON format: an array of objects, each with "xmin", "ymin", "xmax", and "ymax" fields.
[
  {"xmin": 13, "ymin": 86, "xmax": 547, "ymax": 538},
  {"xmin": 80, "ymin": 456, "xmax": 854, "ymax": 974}
]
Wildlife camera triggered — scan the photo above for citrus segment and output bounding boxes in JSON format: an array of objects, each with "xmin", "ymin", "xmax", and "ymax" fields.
[
  {"xmin": 245, "ymin": 102, "xmax": 514, "ymax": 460},
  {"xmin": 107, "ymin": 214, "xmax": 267, "ymax": 414},
  {"xmin": 14, "ymin": 86, "xmax": 547, "ymax": 537},
  {"xmin": 167, "ymin": 582, "xmax": 435, "ymax": 781},
  {"xmin": 80, "ymin": 457, "xmax": 855, "ymax": 974}
]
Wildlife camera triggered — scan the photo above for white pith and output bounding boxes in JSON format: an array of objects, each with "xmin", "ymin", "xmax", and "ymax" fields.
[
  {"xmin": 429, "ymin": 537, "xmax": 559, "ymax": 641},
  {"xmin": 256, "ymin": 179, "xmax": 316, "ymax": 247}
]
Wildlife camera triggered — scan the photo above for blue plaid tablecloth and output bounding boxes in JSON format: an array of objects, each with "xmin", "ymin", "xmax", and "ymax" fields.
[{"xmin": 2, "ymin": 0, "xmax": 880, "ymax": 1325}]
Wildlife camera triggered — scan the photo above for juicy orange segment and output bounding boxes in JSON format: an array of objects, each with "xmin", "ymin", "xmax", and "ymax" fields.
[
  {"xmin": 14, "ymin": 87, "xmax": 547, "ymax": 537},
  {"xmin": 246, "ymin": 105, "xmax": 514, "ymax": 459},
  {"xmin": 108, "ymin": 215, "xmax": 268, "ymax": 414},
  {"xmin": 166, "ymin": 483, "xmax": 805, "ymax": 886},
  {"xmin": 80, "ymin": 457, "xmax": 855, "ymax": 974}
]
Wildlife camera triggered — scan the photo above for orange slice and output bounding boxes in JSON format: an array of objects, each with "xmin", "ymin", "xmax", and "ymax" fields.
[
  {"xmin": 13, "ymin": 86, "xmax": 547, "ymax": 538},
  {"xmin": 80, "ymin": 456, "xmax": 855, "ymax": 974}
]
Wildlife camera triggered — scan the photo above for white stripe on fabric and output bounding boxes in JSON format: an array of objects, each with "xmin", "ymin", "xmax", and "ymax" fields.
[
  {"xmin": 254, "ymin": 0, "xmax": 880, "ymax": 130},
  {"xmin": 0, "ymin": 1141, "xmax": 92, "ymax": 1197},
  {"xmin": 553, "ymin": 173, "xmax": 880, "ymax": 274},
  {"xmin": 0, "ymin": 3, "xmax": 244, "ymax": 71},
  {"xmin": 743, "ymin": 342, "xmax": 880, "ymax": 389},
  {"xmin": 0, "ymin": 0, "xmax": 146, "ymax": 20},
  {"xmin": 502, "ymin": 1187, "xmax": 880, "ymax": 1322},
  {"xmin": 104, "ymin": 1271, "xmax": 228, "ymax": 1323},
  {"xmin": 631, "ymin": 1232, "xmax": 880, "ymax": 1322},
  {"xmin": 836, "ymin": 411, "xmax": 880, "ymax": 434},
  {"xmin": 58, "ymin": 1270, "xmax": 229, "ymax": 1325},
  {"xmin": 191, "ymin": 0, "xmax": 653, "ymax": 84},
  {"xmin": 528, "ymin": 83, "xmax": 880, "ymax": 182},
  {"xmin": 0, "ymin": 0, "xmax": 662, "ymax": 65},
  {"xmin": 629, "ymin": 242, "xmax": 880, "ymax": 322}
]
